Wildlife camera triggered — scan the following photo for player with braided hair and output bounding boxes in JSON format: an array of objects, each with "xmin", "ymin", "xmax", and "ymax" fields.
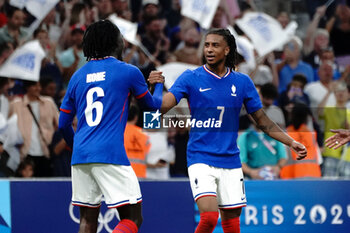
[
  {"xmin": 59, "ymin": 20, "xmax": 164, "ymax": 233},
  {"xmin": 149, "ymin": 28, "xmax": 307, "ymax": 233}
]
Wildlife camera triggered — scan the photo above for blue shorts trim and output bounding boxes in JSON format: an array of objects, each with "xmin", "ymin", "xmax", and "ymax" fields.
[
  {"xmin": 194, "ymin": 192, "xmax": 217, "ymax": 201},
  {"xmin": 107, "ymin": 197, "xmax": 142, "ymax": 208}
]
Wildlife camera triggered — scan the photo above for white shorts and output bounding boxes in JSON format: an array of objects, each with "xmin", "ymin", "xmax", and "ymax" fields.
[
  {"xmin": 188, "ymin": 163, "xmax": 247, "ymax": 209},
  {"xmin": 71, "ymin": 164, "xmax": 142, "ymax": 208}
]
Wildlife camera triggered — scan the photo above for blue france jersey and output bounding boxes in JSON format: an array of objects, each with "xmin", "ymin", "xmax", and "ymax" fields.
[
  {"xmin": 60, "ymin": 57, "xmax": 149, "ymax": 165},
  {"xmin": 169, "ymin": 65, "xmax": 262, "ymax": 169}
]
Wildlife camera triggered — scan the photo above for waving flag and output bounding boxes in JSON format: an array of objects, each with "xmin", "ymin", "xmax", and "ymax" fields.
[
  {"xmin": 227, "ymin": 25, "xmax": 256, "ymax": 69},
  {"xmin": 156, "ymin": 62, "xmax": 198, "ymax": 89},
  {"xmin": 0, "ymin": 40, "xmax": 45, "ymax": 81},
  {"xmin": 10, "ymin": 0, "xmax": 59, "ymax": 37},
  {"xmin": 181, "ymin": 0, "xmax": 220, "ymax": 29},
  {"xmin": 108, "ymin": 14, "xmax": 139, "ymax": 45},
  {"xmin": 236, "ymin": 12, "xmax": 297, "ymax": 57}
]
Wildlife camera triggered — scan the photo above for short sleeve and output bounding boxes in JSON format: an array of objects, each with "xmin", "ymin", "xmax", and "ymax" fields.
[
  {"xmin": 243, "ymin": 75, "xmax": 262, "ymax": 114},
  {"xmin": 60, "ymin": 78, "xmax": 76, "ymax": 115},
  {"xmin": 237, "ymin": 132, "xmax": 248, "ymax": 163},
  {"xmin": 129, "ymin": 66, "xmax": 149, "ymax": 99},
  {"xmin": 168, "ymin": 70, "xmax": 191, "ymax": 103}
]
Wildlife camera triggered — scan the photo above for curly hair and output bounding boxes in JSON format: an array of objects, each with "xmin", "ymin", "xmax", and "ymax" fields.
[
  {"xmin": 83, "ymin": 20, "xmax": 124, "ymax": 61},
  {"xmin": 203, "ymin": 28, "xmax": 237, "ymax": 70}
]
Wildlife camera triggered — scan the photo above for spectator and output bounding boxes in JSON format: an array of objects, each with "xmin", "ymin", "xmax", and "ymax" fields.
[
  {"xmin": 34, "ymin": 28, "xmax": 64, "ymax": 96},
  {"xmin": 260, "ymin": 83, "xmax": 285, "ymax": 129},
  {"xmin": 58, "ymin": 1, "xmax": 95, "ymax": 50},
  {"xmin": 0, "ymin": 77, "xmax": 10, "ymax": 118},
  {"xmin": 280, "ymin": 103, "xmax": 322, "ymax": 179},
  {"xmin": 173, "ymin": 27, "xmax": 201, "ymax": 65},
  {"xmin": 39, "ymin": 76, "xmax": 59, "ymax": 107},
  {"xmin": 276, "ymin": 11, "xmax": 290, "ymax": 29},
  {"xmin": 58, "ymin": 27, "xmax": 86, "ymax": 83},
  {"xmin": 164, "ymin": 0, "xmax": 182, "ymax": 29},
  {"xmin": 112, "ymin": 0, "xmax": 132, "ymax": 20},
  {"xmin": 303, "ymin": 5, "xmax": 328, "ymax": 67},
  {"xmin": 238, "ymin": 125, "xmax": 287, "ymax": 180},
  {"xmin": 141, "ymin": 0, "xmax": 160, "ymax": 19},
  {"xmin": 0, "ymin": 6, "xmax": 26, "ymax": 48},
  {"xmin": 141, "ymin": 15, "xmax": 170, "ymax": 65},
  {"xmin": 97, "ymin": 0, "xmax": 113, "ymax": 19},
  {"xmin": 312, "ymin": 47, "xmax": 342, "ymax": 81},
  {"xmin": 304, "ymin": 29, "xmax": 329, "ymax": 67},
  {"xmin": 124, "ymin": 104, "xmax": 151, "ymax": 178},
  {"xmin": 9, "ymin": 80, "xmax": 59, "ymax": 177},
  {"xmin": 278, "ymin": 74, "xmax": 310, "ymax": 125},
  {"xmin": 318, "ymin": 81, "xmax": 350, "ymax": 178},
  {"xmin": 169, "ymin": 17, "xmax": 197, "ymax": 52},
  {"xmin": 15, "ymin": 159, "xmax": 34, "ymax": 178},
  {"xmin": 40, "ymin": 9, "xmax": 62, "ymax": 44},
  {"xmin": 273, "ymin": 11, "xmax": 291, "ymax": 60},
  {"xmin": 0, "ymin": 41, "xmax": 13, "ymax": 66},
  {"xmin": 277, "ymin": 36, "xmax": 314, "ymax": 93},
  {"xmin": 239, "ymin": 52, "xmax": 278, "ymax": 86},
  {"xmin": 304, "ymin": 60, "xmax": 336, "ymax": 112},
  {"xmin": 145, "ymin": 129, "xmax": 175, "ymax": 180},
  {"xmin": 138, "ymin": 0, "xmax": 162, "ymax": 35},
  {"xmin": 326, "ymin": 2, "xmax": 350, "ymax": 71}
]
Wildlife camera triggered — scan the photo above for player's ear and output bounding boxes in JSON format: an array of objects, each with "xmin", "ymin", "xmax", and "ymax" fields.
[{"xmin": 224, "ymin": 46, "xmax": 230, "ymax": 56}]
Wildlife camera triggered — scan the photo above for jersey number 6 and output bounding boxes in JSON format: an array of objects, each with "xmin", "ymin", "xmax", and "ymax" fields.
[{"xmin": 85, "ymin": 87, "xmax": 105, "ymax": 127}]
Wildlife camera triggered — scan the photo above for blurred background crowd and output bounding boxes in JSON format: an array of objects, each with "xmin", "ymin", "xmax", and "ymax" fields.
[{"xmin": 0, "ymin": 0, "xmax": 350, "ymax": 180}]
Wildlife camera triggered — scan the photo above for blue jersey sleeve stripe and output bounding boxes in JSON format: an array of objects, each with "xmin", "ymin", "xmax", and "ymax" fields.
[{"xmin": 135, "ymin": 90, "xmax": 148, "ymax": 99}]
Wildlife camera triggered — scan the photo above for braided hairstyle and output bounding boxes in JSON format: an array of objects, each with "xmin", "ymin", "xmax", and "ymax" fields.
[
  {"xmin": 83, "ymin": 20, "xmax": 124, "ymax": 61},
  {"xmin": 204, "ymin": 28, "xmax": 237, "ymax": 71}
]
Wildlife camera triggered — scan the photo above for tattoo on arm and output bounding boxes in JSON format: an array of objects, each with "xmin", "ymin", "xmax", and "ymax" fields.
[{"xmin": 252, "ymin": 109, "xmax": 279, "ymax": 134}]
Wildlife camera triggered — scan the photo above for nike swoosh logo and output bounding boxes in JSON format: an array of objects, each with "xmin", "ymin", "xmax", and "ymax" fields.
[
  {"xmin": 241, "ymin": 197, "xmax": 246, "ymax": 201},
  {"xmin": 199, "ymin": 88, "xmax": 212, "ymax": 92}
]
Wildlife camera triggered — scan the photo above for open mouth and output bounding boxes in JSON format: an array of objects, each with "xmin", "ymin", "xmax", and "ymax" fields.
[{"xmin": 206, "ymin": 55, "xmax": 215, "ymax": 62}]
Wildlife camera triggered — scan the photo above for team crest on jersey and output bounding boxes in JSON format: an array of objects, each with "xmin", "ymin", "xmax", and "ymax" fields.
[{"xmin": 231, "ymin": 85, "xmax": 237, "ymax": 96}]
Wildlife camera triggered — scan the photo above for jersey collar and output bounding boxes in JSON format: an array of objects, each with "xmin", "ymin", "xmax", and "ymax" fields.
[
  {"xmin": 203, "ymin": 65, "xmax": 231, "ymax": 79},
  {"xmin": 90, "ymin": 56, "xmax": 114, "ymax": 61}
]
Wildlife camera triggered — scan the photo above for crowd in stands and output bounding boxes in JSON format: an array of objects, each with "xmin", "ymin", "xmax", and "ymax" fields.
[{"xmin": 0, "ymin": 0, "xmax": 350, "ymax": 180}]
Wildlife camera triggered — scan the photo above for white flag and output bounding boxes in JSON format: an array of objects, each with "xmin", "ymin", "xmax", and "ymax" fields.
[
  {"xmin": 227, "ymin": 25, "xmax": 256, "ymax": 69},
  {"xmin": 108, "ymin": 14, "xmax": 139, "ymax": 45},
  {"xmin": 0, "ymin": 40, "xmax": 45, "ymax": 81},
  {"xmin": 181, "ymin": 0, "xmax": 220, "ymax": 29},
  {"xmin": 156, "ymin": 62, "xmax": 198, "ymax": 89},
  {"xmin": 10, "ymin": 0, "xmax": 59, "ymax": 37},
  {"xmin": 236, "ymin": 12, "xmax": 297, "ymax": 57}
]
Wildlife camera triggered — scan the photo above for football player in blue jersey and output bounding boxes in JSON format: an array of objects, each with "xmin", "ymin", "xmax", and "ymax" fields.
[
  {"xmin": 58, "ymin": 20, "xmax": 164, "ymax": 233},
  {"xmin": 148, "ymin": 28, "xmax": 307, "ymax": 233}
]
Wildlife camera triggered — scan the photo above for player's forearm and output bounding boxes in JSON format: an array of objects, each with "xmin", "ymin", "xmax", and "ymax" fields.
[
  {"xmin": 138, "ymin": 83, "xmax": 163, "ymax": 110},
  {"xmin": 259, "ymin": 121, "xmax": 294, "ymax": 147},
  {"xmin": 252, "ymin": 109, "xmax": 294, "ymax": 147},
  {"xmin": 58, "ymin": 112, "xmax": 75, "ymax": 148}
]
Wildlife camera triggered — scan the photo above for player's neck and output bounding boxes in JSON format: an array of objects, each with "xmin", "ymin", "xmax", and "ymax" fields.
[{"xmin": 206, "ymin": 63, "xmax": 227, "ymax": 77}]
